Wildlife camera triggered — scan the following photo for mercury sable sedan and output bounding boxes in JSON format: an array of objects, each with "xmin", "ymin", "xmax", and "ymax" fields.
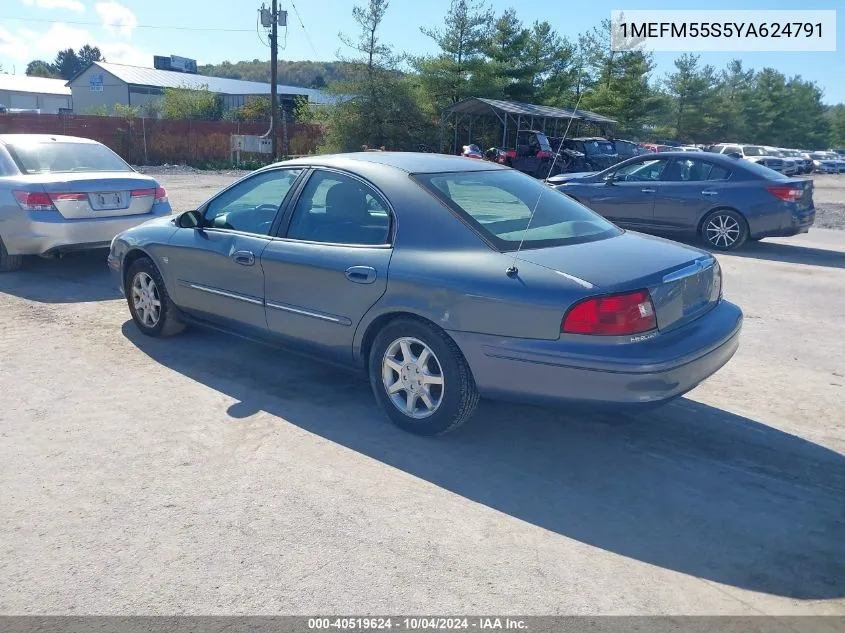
[{"xmin": 108, "ymin": 152, "xmax": 743, "ymax": 436}]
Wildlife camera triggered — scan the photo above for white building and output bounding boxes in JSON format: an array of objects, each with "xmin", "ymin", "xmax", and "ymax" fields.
[
  {"xmin": 67, "ymin": 61, "xmax": 332, "ymax": 115},
  {"xmin": 0, "ymin": 75, "xmax": 72, "ymax": 113}
]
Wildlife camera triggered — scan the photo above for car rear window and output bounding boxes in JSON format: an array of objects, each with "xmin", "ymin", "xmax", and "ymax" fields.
[
  {"xmin": 7, "ymin": 141, "xmax": 132, "ymax": 174},
  {"xmin": 415, "ymin": 169, "xmax": 621, "ymax": 251},
  {"xmin": 584, "ymin": 140, "xmax": 616, "ymax": 155},
  {"xmin": 739, "ymin": 158, "xmax": 789, "ymax": 180},
  {"xmin": 742, "ymin": 145, "xmax": 768, "ymax": 156}
]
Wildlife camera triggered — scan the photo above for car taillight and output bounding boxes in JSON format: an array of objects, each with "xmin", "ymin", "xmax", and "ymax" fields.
[
  {"xmin": 767, "ymin": 186, "xmax": 802, "ymax": 202},
  {"xmin": 131, "ymin": 186, "xmax": 168, "ymax": 204},
  {"xmin": 562, "ymin": 290, "xmax": 656, "ymax": 336},
  {"xmin": 13, "ymin": 191, "xmax": 56, "ymax": 211}
]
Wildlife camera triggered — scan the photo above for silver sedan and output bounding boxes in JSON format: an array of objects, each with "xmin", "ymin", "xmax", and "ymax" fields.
[{"xmin": 0, "ymin": 134, "xmax": 171, "ymax": 272}]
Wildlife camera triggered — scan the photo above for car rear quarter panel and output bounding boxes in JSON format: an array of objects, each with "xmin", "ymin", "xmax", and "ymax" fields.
[{"xmin": 349, "ymin": 167, "xmax": 602, "ymax": 359}]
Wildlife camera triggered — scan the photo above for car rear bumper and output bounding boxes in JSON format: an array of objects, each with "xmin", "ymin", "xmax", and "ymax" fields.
[
  {"xmin": 1, "ymin": 206, "xmax": 171, "ymax": 256},
  {"xmin": 749, "ymin": 206, "xmax": 815, "ymax": 239},
  {"xmin": 449, "ymin": 299, "xmax": 742, "ymax": 408}
]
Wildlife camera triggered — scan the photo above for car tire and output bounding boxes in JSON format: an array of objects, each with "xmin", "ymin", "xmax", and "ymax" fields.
[
  {"xmin": 0, "ymin": 237, "xmax": 23, "ymax": 273},
  {"xmin": 125, "ymin": 257, "xmax": 186, "ymax": 337},
  {"xmin": 700, "ymin": 209, "xmax": 748, "ymax": 251},
  {"xmin": 368, "ymin": 317, "xmax": 479, "ymax": 436}
]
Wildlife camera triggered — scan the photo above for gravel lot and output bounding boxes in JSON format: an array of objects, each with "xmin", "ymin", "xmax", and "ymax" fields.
[
  {"xmin": 807, "ymin": 174, "xmax": 845, "ymax": 229},
  {"xmin": 1, "ymin": 170, "xmax": 844, "ymax": 615}
]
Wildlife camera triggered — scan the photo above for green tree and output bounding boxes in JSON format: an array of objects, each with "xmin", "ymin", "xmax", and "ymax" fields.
[
  {"xmin": 707, "ymin": 59, "xmax": 754, "ymax": 142},
  {"xmin": 665, "ymin": 53, "xmax": 718, "ymax": 142},
  {"xmin": 161, "ymin": 85, "xmax": 223, "ymax": 120},
  {"xmin": 312, "ymin": 0, "xmax": 429, "ymax": 151},
  {"xmin": 77, "ymin": 44, "xmax": 104, "ymax": 67},
  {"xmin": 482, "ymin": 9, "xmax": 530, "ymax": 101},
  {"xmin": 829, "ymin": 104, "xmax": 845, "ymax": 147},
  {"xmin": 413, "ymin": 0, "xmax": 495, "ymax": 109},
  {"xmin": 523, "ymin": 21, "xmax": 574, "ymax": 105},
  {"xmin": 113, "ymin": 103, "xmax": 140, "ymax": 118},
  {"xmin": 581, "ymin": 44, "xmax": 661, "ymax": 138},
  {"xmin": 26, "ymin": 60, "xmax": 61, "ymax": 78},
  {"xmin": 53, "ymin": 48, "xmax": 81, "ymax": 80},
  {"xmin": 780, "ymin": 77, "xmax": 829, "ymax": 148}
]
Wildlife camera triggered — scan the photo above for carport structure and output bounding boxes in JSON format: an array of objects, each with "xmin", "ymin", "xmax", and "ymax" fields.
[{"xmin": 439, "ymin": 97, "xmax": 618, "ymax": 154}]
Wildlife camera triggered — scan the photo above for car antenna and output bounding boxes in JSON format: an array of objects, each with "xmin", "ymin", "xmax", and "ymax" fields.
[{"xmin": 506, "ymin": 92, "xmax": 584, "ymax": 277}]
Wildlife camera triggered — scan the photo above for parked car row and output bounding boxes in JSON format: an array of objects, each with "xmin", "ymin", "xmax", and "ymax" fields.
[{"xmin": 705, "ymin": 142, "xmax": 845, "ymax": 175}]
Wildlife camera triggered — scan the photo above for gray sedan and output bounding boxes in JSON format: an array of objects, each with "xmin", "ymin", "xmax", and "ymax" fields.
[
  {"xmin": 548, "ymin": 152, "xmax": 815, "ymax": 250},
  {"xmin": 109, "ymin": 153, "xmax": 742, "ymax": 436},
  {"xmin": 0, "ymin": 134, "xmax": 171, "ymax": 272}
]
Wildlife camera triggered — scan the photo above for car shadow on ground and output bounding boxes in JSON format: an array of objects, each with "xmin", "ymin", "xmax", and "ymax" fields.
[
  {"xmin": 725, "ymin": 240, "xmax": 845, "ymax": 269},
  {"xmin": 675, "ymin": 237, "xmax": 845, "ymax": 270},
  {"xmin": 0, "ymin": 250, "xmax": 118, "ymax": 303},
  {"xmin": 122, "ymin": 322, "xmax": 845, "ymax": 600}
]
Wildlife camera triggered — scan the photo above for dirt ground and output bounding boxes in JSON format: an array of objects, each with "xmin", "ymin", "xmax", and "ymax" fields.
[{"xmin": 1, "ymin": 169, "xmax": 844, "ymax": 616}]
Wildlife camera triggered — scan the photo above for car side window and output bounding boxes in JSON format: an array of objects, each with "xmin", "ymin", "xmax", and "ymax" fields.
[
  {"xmin": 613, "ymin": 159, "xmax": 667, "ymax": 182},
  {"xmin": 723, "ymin": 145, "xmax": 742, "ymax": 155},
  {"xmin": 706, "ymin": 164, "xmax": 731, "ymax": 180},
  {"xmin": 662, "ymin": 158, "xmax": 729, "ymax": 182},
  {"xmin": 285, "ymin": 170, "xmax": 390, "ymax": 245},
  {"xmin": 203, "ymin": 169, "xmax": 301, "ymax": 235}
]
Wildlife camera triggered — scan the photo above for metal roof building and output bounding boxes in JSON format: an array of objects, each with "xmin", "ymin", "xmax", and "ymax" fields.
[
  {"xmin": 66, "ymin": 61, "xmax": 332, "ymax": 115},
  {"xmin": 440, "ymin": 97, "xmax": 618, "ymax": 153},
  {"xmin": 0, "ymin": 75, "xmax": 72, "ymax": 114}
]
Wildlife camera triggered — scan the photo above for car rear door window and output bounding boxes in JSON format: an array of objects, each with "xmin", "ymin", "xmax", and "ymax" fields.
[
  {"xmin": 285, "ymin": 170, "xmax": 391, "ymax": 245},
  {"xmin": 662, "ymin": 159, "xmax": 730, "ymax": 182},
  {"xmin": 203, "ymin": 168, "xmax": 301, "ymax": 235}
]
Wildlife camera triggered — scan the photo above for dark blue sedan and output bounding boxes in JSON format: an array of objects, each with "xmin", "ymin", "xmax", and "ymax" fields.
[
  {"xmin": 108, "ymin": 152, "xmax": 742, "ymax": 436},
  {"xmin": 549, "ymin": 151, "xmax": 815, "ymax": 250}
]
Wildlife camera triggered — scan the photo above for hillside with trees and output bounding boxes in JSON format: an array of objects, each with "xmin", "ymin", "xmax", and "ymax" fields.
[{"xmin": 197, "ymin": 60, "xmax": 357, "ymax": 88}]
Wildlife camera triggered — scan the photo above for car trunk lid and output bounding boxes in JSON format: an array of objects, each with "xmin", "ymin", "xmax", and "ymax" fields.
[
  {"xmin": 19, "ymin": 173, "xmax": 160, "ymax": 219},
  {"xmin": 517, "ymin": 231, "xmax": 721, "ymax": 332}
]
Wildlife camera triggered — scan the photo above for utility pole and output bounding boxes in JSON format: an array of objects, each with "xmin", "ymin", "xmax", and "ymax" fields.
[{"xmin": 269, "ymin": 0, "xmax": 279, "ymax": 160}]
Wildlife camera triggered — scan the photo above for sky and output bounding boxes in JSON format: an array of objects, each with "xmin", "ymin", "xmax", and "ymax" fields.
[{"xmin": 0, "ymin": 0, "xmax": 842, "ymax": 103}]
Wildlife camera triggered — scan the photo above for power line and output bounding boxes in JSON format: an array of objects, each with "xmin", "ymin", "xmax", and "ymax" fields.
[
  {"xmin": 0, "ymin": 15, "xmax": 254, "ymax": 32},
  {"xmin": 288, "ymin": 1, "xmax": 320, "ymax": 58}
]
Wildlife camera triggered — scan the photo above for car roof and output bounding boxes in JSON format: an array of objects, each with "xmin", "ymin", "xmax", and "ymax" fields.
[
  {"xmin": 271, "ymin": 151, "xmax": 508, "ymax": 174},
  {"xmin": 570, "ymin": 137, "xmax": 611, "ymax": 141},
  {"xmin": 0, "ymin": 134, "xmax": 103, "ymax": 146},
  {"xmin": 633, "ymin": 151, "xmax": 740, "ymax": 162}
]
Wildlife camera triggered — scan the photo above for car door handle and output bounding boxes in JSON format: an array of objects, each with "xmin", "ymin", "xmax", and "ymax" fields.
[
  {"xmin": 231, "ymin": 250, "xmax": 255, "ymax": 266},
  {"xmin": 641, "ymin": 188, "xmax": 656, "ymax": 193},
  {"xmin": 701, "ymin": 190, "xmax": 719, "ymax": 196},
  {"xmin": 345, "ymin": 266, "xmax": 377, "ymax": 284}
]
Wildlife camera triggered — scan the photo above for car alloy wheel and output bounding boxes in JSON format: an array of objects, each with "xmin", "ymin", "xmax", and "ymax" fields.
[
  {"xmin": 705, "ymin": 213, "xmax": 741, "ymax": 249},
  {"xmin": 131, "ymin": 271, "xmax": 162, "ymax": 328},
  {"xmin": 381, "ymin": 336, "xmax": 445, "ymax": 419}
]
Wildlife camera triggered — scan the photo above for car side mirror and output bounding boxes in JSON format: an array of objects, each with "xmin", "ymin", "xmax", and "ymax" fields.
[
  {"xmin": 177, "ymin": 209, "xmax": 203, "ymax": 229},
  {"xmin": 605, "ymin": 173, "xmax": 616, "ymax": 185}
]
